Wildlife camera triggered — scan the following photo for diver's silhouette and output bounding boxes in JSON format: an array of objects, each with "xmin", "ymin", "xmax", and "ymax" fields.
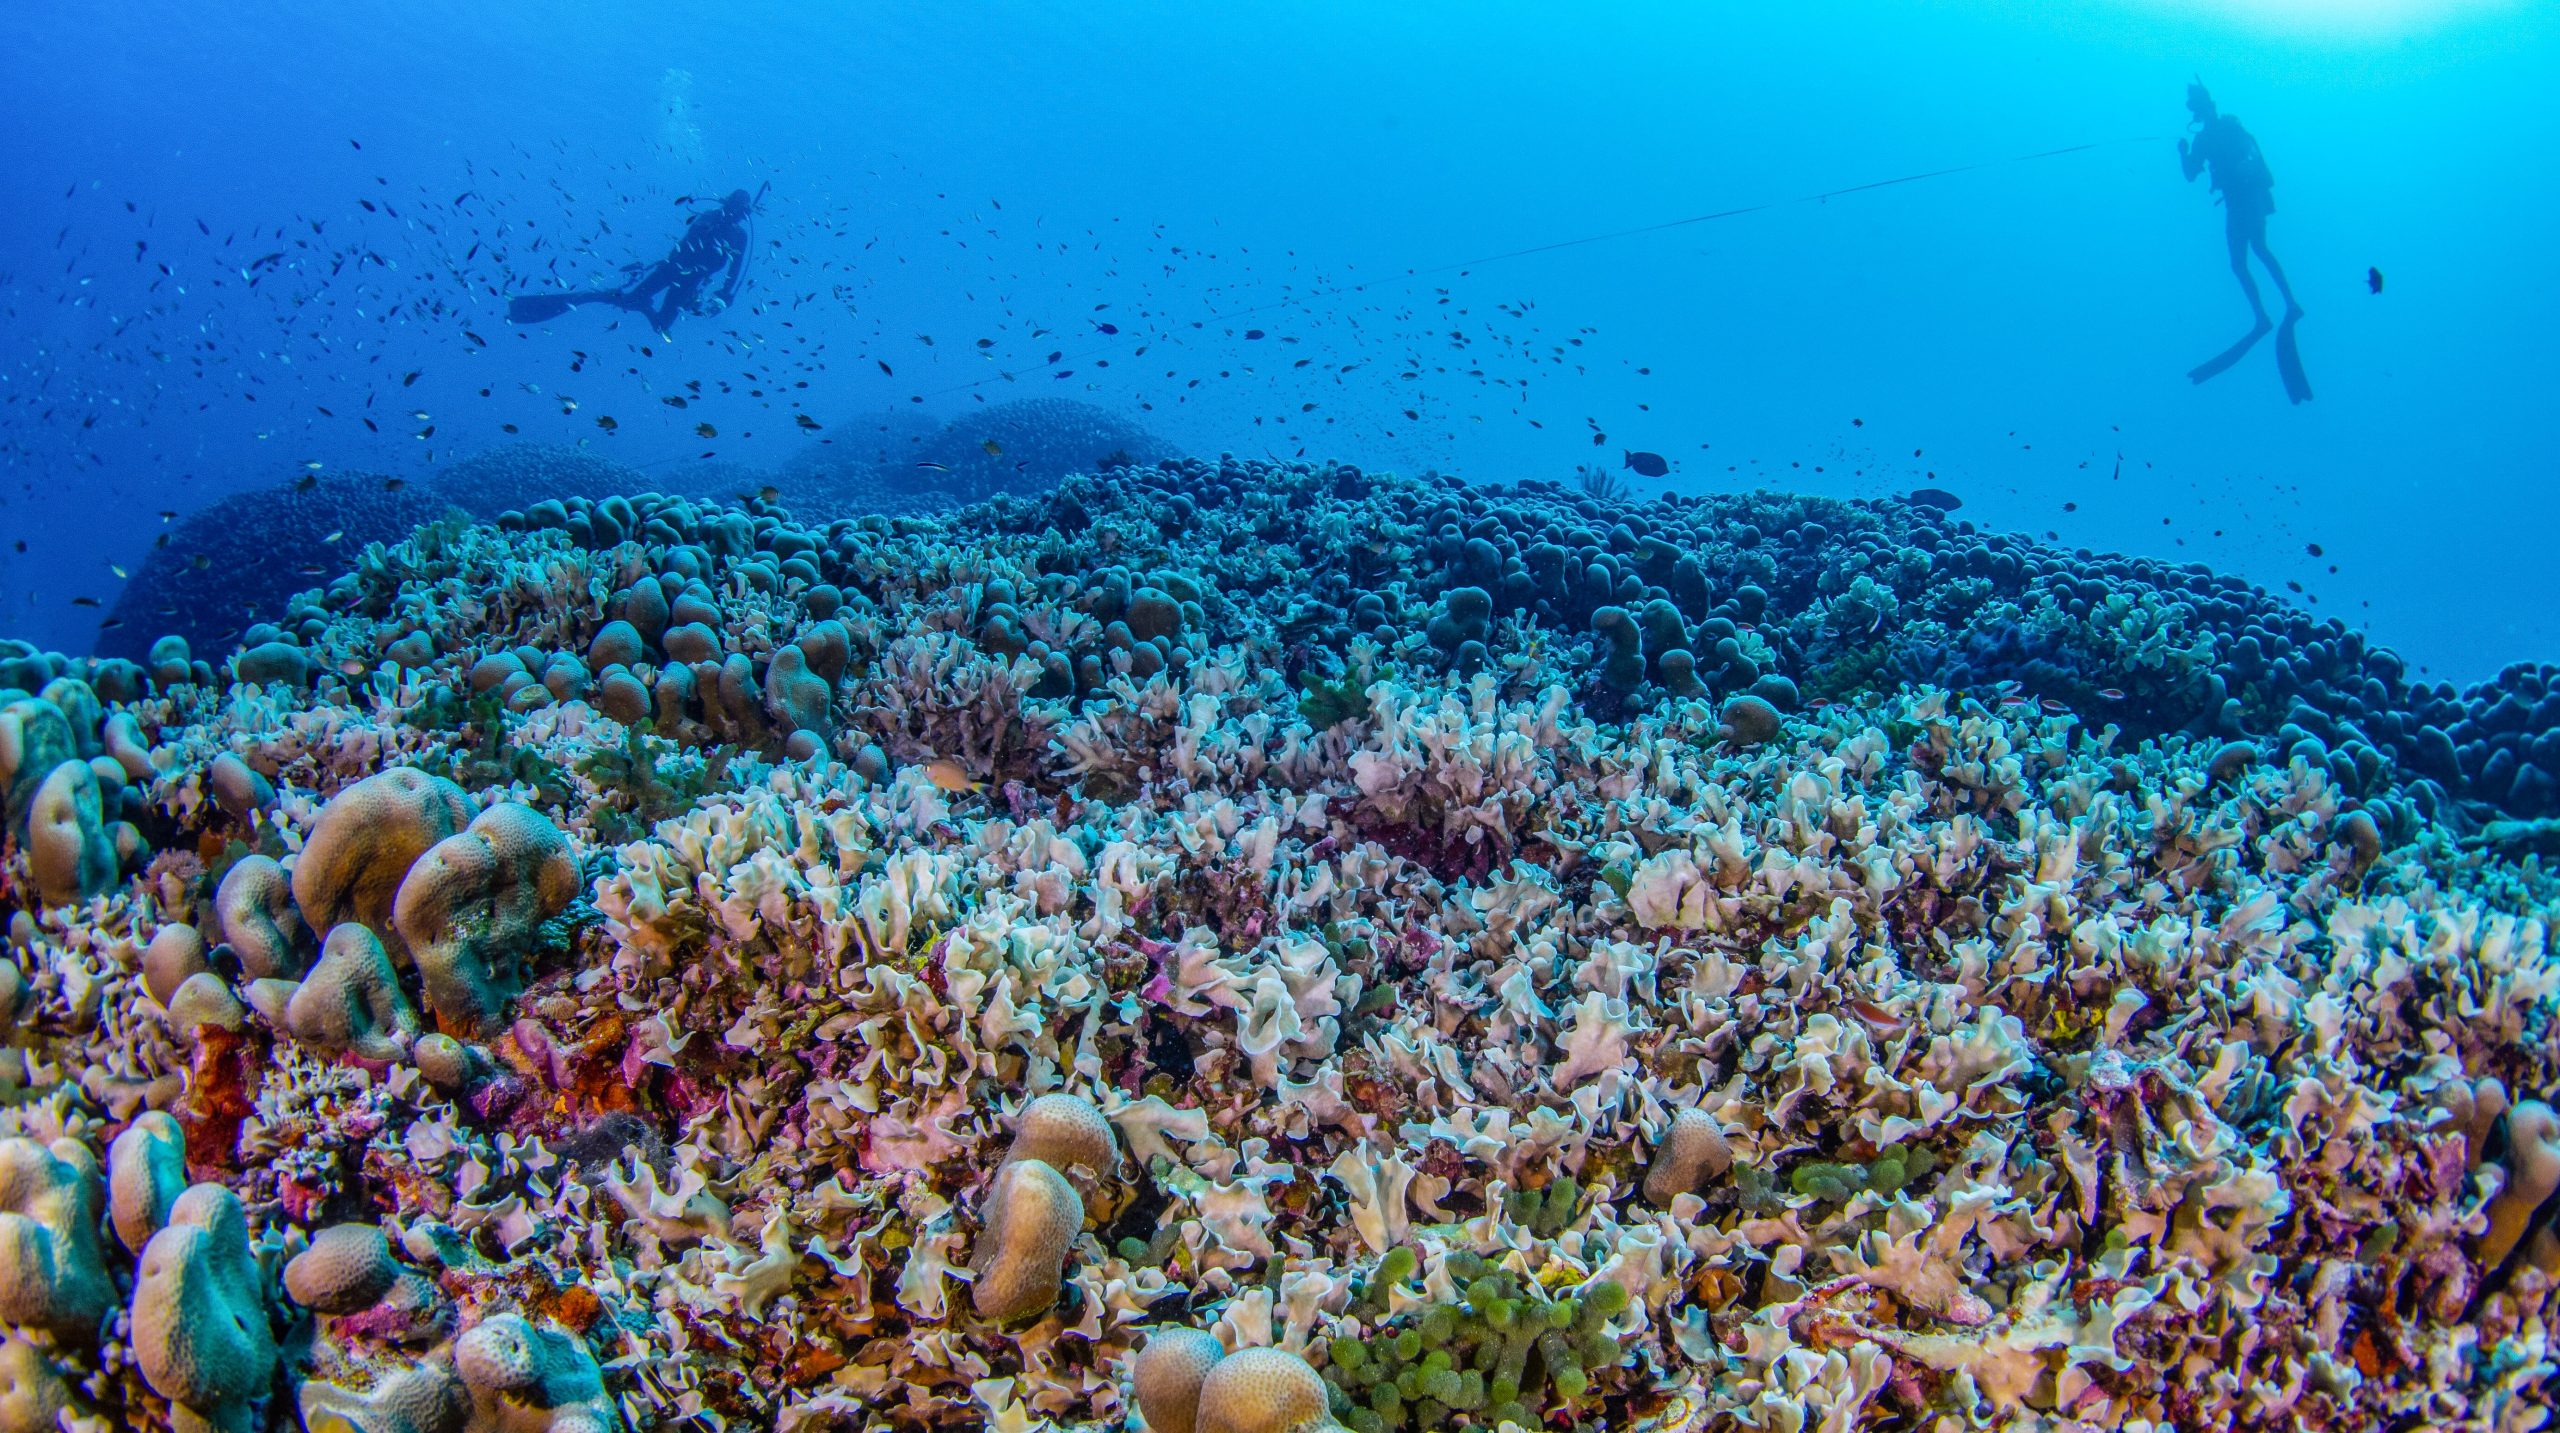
[
  {"xmin": 508, "ymin": 186, "xmax": 761, "ymax": 335},
  {"xmin": 2179, "ymin": 84, "xmax": 2309, "ymax": 401}
]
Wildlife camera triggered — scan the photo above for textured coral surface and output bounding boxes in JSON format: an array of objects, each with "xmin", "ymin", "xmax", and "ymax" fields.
[{"xmin": 3, "ymin": 455, "xmax": 2558, "ymax": 1432}]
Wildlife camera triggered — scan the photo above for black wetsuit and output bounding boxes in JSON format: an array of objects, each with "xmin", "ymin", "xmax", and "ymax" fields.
[
  {"xmin": 619, "ymin": 206, "xmax": 751, "ymax": 332},
  {"xmin": 2182, "ymin": 113, "xmax": 2295, "ymax": 325},
  {"xmin": 509, "ymin": 201, "xmax": 751, "ymax": 333}
]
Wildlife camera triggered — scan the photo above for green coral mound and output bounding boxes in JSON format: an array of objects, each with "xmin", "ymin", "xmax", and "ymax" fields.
[{"xmin": 1325, "ymin": 1248, "xmax": 1632, "ymax": 1433}]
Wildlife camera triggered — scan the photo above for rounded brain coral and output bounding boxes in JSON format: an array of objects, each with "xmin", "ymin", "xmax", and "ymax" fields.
[
  {"xmin": 1008, "ymin": 1092, "xmax": 1118, "ymax": 1178},
  {"xmin": 392, "ymin": 801, "xmax": 579, "ymax": 1034},
  {"xmin": 282, "ymin": 1223, "xmax": 401, "ymax": 1314},
  {"xmin": 0, "ymin": 1335, "xmax": 72, "ymax": 1433},
  {"xmin": 969, "ymin": 1157, "xmax": 1084, "ymax": 1323},
  {"xmin": 24, "ymin": 760, "xmax": 116, "ymax": 904},
  {"xmin": 1134, "ymin": 1327, "xmax": 1228, "ymax": 1433},
  {"xmin": 131, "ymin": 1183, "xmax": 277, "ymax": 1433},
  {"xmin": 0, "ymin": 1136, "xmax": 112, "ymax": 1336},
  {"xmin": 292, "ymin": 767, "xmax": 474, "ymax": 953},
  {"xmin": 1194, "ymin": 1347, "xmax": 1336, "ymax": 1433}
]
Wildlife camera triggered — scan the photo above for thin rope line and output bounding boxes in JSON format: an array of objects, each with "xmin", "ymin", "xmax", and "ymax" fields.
[{"xmin": 913, "ymin": 134, "xmax": 2168, "ymax": 400}]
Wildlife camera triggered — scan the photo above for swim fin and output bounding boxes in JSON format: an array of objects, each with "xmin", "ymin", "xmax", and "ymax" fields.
[
  {"xmin": 2187, "ymin": 321, "xmax": 2270, "ymax": 385},
  {"xmin": 2274, "ymin": 311, "xmax": 2312, "ymax": 404},
  {"xmin": 506, "ymin": 292, "xmax": 583, "ymax": 324}
]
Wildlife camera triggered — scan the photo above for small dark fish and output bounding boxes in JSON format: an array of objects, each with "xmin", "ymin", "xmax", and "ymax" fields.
[
  {"xmin": 595, "ymin": 416, "xmax": 618, "ymax": 432},
  {"xmin": 981, "ymin": 439, "xmax": 1003, "ymax": 457},
  {"xmin": 1622, "ymin": 450, "xmax": 1669, "ymax": 478},
  {"xmin": 1092, "ymin": 321, "xmax": 1118, "ymax": 334},
  {"xmin": 1908, "ymin": 487, "xmax": 1963, "ymax": 512},
  {"xmin": 1243, "ymin": 329, "xmax": 1265, "ymax": 340},
  {"xmin": 2096, "ymin": 688, "xmax": 2126, "ymax": 700},
  {"xmin": 695, "ymin": 422, "xmax": 717, "ymax": 438},
  {"xmin": 2367, "ymin": 267, "xmax": 2383, "ymax": 294},
  {"xmin": 293, "ymin": 474, "xmax": 319, "ymax": 491},
  {"xmin": 877, "ymin": 360, "xmax": 893, "ymax": 375},
  {"xmin": 915, "ymin": 461, "xmax": 949, "ymax": 472},
  {"xmin": 2305, "ymin": 543, "xmax": 2323, "ymax": 558},
  {"xmin": 796, "ymin": 414, "xmax": 822, "ymax": 431},
  {"xmin": 382, "ymin": 478, "xmax": 405, "ymax": 491},
  {"xmin": 662, "ymin": 396, "xmax": 688, "ymax": 408},
  {"xmin": 402, "ymin": 370, "xmax": 421, "ymax": 386},
  {"xmin": 71, "ymin": 596, "xmax": 100, "ymax": 607}
]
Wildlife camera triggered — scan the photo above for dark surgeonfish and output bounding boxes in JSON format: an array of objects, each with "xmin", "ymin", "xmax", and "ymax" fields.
[{"xmin": 1622, "ymin": 449, "xmax": 1669, "ymax": 478}]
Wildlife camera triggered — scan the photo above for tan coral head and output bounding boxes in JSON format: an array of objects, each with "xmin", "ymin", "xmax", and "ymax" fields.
[
  {"xmin": 1009, "ymin": 1091, "xmax": 1119, "ymax": 1179},
  {"xmin": 969, "ymin": 1157, "xmax": 1083, "ymax": 1323}
]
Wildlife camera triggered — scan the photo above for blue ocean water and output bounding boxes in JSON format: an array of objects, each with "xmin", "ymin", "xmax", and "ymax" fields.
[{"xmin": 2, "ymin": 0, "xmax": 2553, "ymax": 678}]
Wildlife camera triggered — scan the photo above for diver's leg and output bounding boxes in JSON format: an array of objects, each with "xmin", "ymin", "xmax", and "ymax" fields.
[
  {"xmin": 2251, "ymin": 226, "xmax": 2301, "ymax": 318},
  {"xmin": 648, "ymin": 278, "xmax": 694, "ymax": 334},
  {"xmin": 618, "ymin": 261, "xmax": 678, "ymax": 313},
  {"xmin": 2226, "ymin": 215, "xmax": 2270, "ymax": 328}
]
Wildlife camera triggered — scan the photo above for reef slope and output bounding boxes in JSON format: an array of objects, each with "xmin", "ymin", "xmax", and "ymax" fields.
[{"xmin": 2, "ymin": 455, "xmax": 2557, "ymax": 1431}]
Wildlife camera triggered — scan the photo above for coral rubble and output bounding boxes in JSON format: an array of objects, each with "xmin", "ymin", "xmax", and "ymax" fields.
[{"xmin": 4, "ymin": 453, "xmax": 2560, "ymax": 1431}]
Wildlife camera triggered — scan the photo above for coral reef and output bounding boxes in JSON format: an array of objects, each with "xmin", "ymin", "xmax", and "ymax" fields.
[{"xmin": 4, "ymin": 450, "xmax": 2560, "ymax": 1432}]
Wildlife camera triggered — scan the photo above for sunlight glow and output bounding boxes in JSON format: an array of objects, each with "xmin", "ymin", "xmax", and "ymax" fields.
[{"xmin": 2129, "ymin": 0, "xmax": 2523, "ymax": 40}]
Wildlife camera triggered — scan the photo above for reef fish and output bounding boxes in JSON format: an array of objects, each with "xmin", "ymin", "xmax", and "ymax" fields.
[
  {"xmin": 1622, "ymin": 450, "xmax": 1669, "ymax": 478},
  {"xmin": 1908, "ymin": 487, "xmax": 1963, "ymax": 512}
]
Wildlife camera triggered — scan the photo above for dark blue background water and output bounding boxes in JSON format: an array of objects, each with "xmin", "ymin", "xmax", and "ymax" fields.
[{"xmin": 3, "ymin": 1, "xmax": 2552, "ymax": 677}]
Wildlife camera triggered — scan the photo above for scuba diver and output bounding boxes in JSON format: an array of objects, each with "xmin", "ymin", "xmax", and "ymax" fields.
[
  {"xmin": 508, "ymin": 184, "xmax": 763, "ymax": 336},
  {"xmin": 2179, "ymin": 84, "xmax": 2310, "ymax": 401}
]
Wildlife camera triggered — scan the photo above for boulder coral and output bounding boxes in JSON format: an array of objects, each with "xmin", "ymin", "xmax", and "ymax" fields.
[
  {"xmin": 0, "ymin": 1335, "xmax": 71, "ymax": 1433},
  {"xmin": 286, "ymin": 923, "xmax": 423, "ymax": 1062},
  {"xmin": 1134, "ymin": 1327, "xmax": 1229, "ymax": 1433},
  {"xmin": 108, "ymin": 1110, "xmax": 189, "ymax": 1254},
  {"xmin": 293, "ymin": 767, "xmax": 473, "ymax": 954},
  {"xmin": 1641, "ymin": 1104, "xmax": 1734, "ymax": 1207},
  {"xmin": 295, "ymin": 1364, "xmax": 470, "ymax": 1433},
  {"xmin": 214, "ymin": 853, "xmax": 310, "ymax": 980},
  {"xmin": 1194, "ymin": 1347, "xmax": 1337, "ymax": 1433},
  {"xmin": 2481, "ymin": 1100, "xmax": 2560, "ymax": 1279},
  {"xmin": 393, "ymin": 801, "xmax": 578, "ymax": 1034},
  {"xmin": 1006, "ymin": 1091, "xmax": 1118, "ymax": 1178},
  {"xmin": 284, "ymin": 1223, "xmax": 403, "ymax": 1313},
  {"xmin": 24, "ymin": 759, "xmax": 116, "ymax": 903},
  {"xmin": 451, "ymin": 1312, "xmax": 619, "ymax": 1432},
  {"xmin": 142, "ymin": 921, "xmax": 212, "ymax": 1006},
  {"xmin": 131, "ymin": 1184, "xmax": 278, "ymax": 1433},
  {"xmin": 969, "ymin": 1156, "xmax": 1084, "ymax": 1323},
  {"xmin": 0, "ymin": 1137, "xmax": 112, "ymax": 1336}
]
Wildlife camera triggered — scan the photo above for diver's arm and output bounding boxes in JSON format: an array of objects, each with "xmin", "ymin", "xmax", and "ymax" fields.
[{"xmin": 2179, "ymin": 135, "xmax": 2205, "ymax": 182}]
